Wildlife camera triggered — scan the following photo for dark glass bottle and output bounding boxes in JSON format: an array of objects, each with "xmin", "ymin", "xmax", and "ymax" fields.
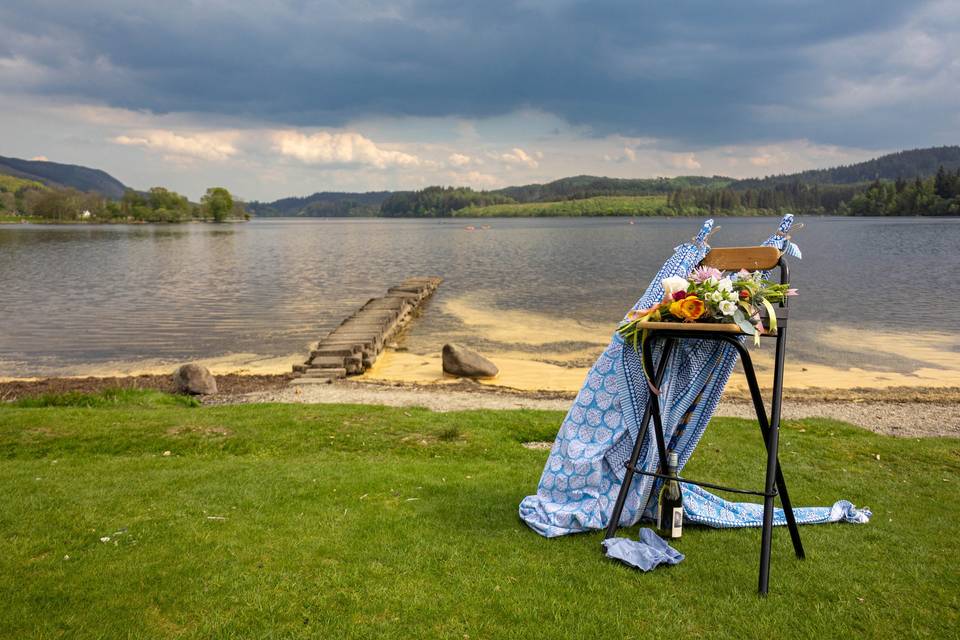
[{"xmin": 657, "ymin": 451, "xmax": 683, "ymax": 539}]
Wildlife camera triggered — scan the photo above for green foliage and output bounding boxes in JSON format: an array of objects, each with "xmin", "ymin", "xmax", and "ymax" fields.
[
  {"xmin": 201, "ymin": 187, "xmax": 234, "ymax": 222},
  {"xmin": 0, "ymin": 154, "xmax": 128, "ymax": 199},
  {"xmin": 248, "ymin": 191, "xmax": 390, "ymax": 217},
  {"xmin": 733, "ymin": 145, "xmax": 960, "ymax": 188},
  {"xmin": 666, "ymin": 168, "xmax": 960, "ymax": 217},
  {"xmin": 0, "ymin": 174, "xmax": 46, "ymax": 194},
  {"xmin": 455, "ymin": 195, "xmax": 670, "ymax": 217},
  {"xmin": 381, "ymin": 186, "xmax": 516, "ymax": 217},
  {"xmin": 117, "ymin": 188, "xmax": 199, "ymax": 222},
  {"xmin": 23, "ymin": 187, "xmax": 107, "ymax": 220},
  {"xmin": 0, "ymin": 403, "xmax": 955, "ymax": 638},
  {"xmin": 495, "ymin": 175, "xmax": 733, "ymax": 202},
  {"xmin": 666, "ymin": 182, "xmax": 862, "ymax": 216},
  {"xmin": 841, "ymin": 173, "xmax": 960, "ymax": 216},
  {"xmin": 11, "ymin": 388, "xmax": 200, "ymax": 409}
]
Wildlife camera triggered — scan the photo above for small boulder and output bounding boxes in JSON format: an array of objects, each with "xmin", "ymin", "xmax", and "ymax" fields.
[
  {"xmin": 442, "ymin": 343, "xmax": 499, "ymax": 378},
  {"xmin": 173, "ymin": 363, "xmax": 218, "ymax": 395}
]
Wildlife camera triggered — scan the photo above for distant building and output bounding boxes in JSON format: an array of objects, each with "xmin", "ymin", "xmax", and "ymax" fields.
[{"xmin": 81, "ymin": 210, "xmax": 92, "ymax": 219}]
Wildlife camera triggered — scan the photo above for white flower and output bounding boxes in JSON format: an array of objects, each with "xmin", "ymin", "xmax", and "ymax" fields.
[
  {"xmin": 708, "ymin": 291, "xmax": 724, "ymax": 303},
  {"xmin": 661, "ymin": 276, "xmax": 689, "ymax": 296},
  {"xmin": 719, "ymin": 300, "xmax": 737, "ymax": 316},
  {"xmin": 717, "ymin": 277, "xmax": 734, "ymax": 292}
]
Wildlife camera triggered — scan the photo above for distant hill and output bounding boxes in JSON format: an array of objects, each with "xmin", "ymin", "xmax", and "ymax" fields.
[
  {"xmin": 732, "ymin": 145, "xmax": 960, "ymax": 189},
  {"xmin": 252, "ymin": 176, "xmax": 733, "ymax": 218},
  {"xmin": 247, "ymin": 191, "xmax": 392, "ymax": 217},
  {"xmin": 0, "ymin": 155, "xmax": 129, "ymax": 199},
  {"xmin": 493, "ymin": 175, "xmax": 732, "ymax": 202},
  {"xmin": 6, "ymin": 144, "xmax": 955, "ymax": 218}
]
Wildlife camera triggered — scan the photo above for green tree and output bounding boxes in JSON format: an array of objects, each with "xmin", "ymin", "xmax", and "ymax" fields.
[
  {"xmin": 201, "ymin": 187, "xmax": 234, "ymax": 222},
  {"xmin": 147, "ymin": 187, "xmax": 191, "ymax": 220}
]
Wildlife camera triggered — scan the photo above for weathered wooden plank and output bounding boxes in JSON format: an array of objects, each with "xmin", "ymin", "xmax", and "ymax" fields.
[
  {"xmin": 700, "ymin": 246, "xmax": 781, "ymax": 271},
  {"xmin": 292, "ymin": 276, "xmax": 443, "ymax": 380}
]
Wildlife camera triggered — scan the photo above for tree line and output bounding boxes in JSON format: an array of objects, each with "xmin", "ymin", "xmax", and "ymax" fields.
[
  {"xmin": 0, "ymin": 181, "xmax": 248, "ymax": 223},
  {"xmin": 664, "ymin": 166, "xmax": 960, "ymax": 217},
  {"xmin": 379, "ymin": 186, "xmax": 515, "ymax": 217}
]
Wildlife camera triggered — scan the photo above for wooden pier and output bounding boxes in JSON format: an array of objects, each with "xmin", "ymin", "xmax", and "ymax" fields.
[{"xmin": 291, "ymin": 277, "xmax": 442, "ymax": 383}]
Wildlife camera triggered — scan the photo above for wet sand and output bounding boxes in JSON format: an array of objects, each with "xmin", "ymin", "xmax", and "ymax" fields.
[{"xmin": 0, "ymin": 352, "xmax": 305, "ymax": 383}]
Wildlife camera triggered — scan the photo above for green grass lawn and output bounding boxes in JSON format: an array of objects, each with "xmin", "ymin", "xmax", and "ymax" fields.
[{"xmin": 1, "ymin": 392, "xmax": 957, "ymax": 638}]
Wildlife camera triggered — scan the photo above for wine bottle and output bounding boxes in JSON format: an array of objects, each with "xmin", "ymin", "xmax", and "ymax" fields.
[{"xmin": 657, "ymin": 451, "xmax": 683, "ymax": 539}]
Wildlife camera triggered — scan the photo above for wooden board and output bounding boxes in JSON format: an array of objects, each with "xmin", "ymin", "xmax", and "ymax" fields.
[
  {"xmin": 640, "ymin": 321, "xmax": 776, "ymax": 336},
  {"xmin": 637, "ymin": 321, "xmax": 748, "ymax": 333},
  {"xmin": 700, "ymin": 246, "xmax": 781, "ymax": 271}
]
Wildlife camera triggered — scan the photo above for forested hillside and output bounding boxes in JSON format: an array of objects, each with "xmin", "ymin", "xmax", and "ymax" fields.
[
  {"xmin": 379, "ymin": 187, "xmax": 514, "ymax": 217},
  {"xmin": 666, "ymin": 165, "xmax": 960, "ymax": 216},
  {"xmin": 732, "ymin": 146, "xmax": 960, "ymax": 189},
  {"xmin": 0, "ymin": 155, "xmax": 246, "ymax": 223},
  {"xmin": 0, "ymin": 155, "xmax": 128, "ymax": 198},
  {"xmin": 247, "ymin": 191, "xmax": 391, "ymax": 217},
  {"xmin": 492, "ymin": 175, "xmax": 731, "ymax": 202}
]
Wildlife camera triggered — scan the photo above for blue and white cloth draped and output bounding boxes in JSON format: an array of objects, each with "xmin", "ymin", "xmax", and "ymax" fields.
[{"xmin": 519, "ymin": 214, "xmax": 871, "ymax": 537}]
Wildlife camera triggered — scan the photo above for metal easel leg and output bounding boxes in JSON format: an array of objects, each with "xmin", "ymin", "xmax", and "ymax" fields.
[
  {"xmin": 737, "ymin": 348, "xmax": 805, "ymax": 559},
  {"xmin": 735, "ymin": 330, "xmax": 798, "ymax": 595},
  {"xmin": 603, "ymin": 337, "xmax": 674, "ymax": 539}
]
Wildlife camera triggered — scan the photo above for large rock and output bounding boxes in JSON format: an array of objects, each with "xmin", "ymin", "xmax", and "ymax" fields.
[
  {"xmin": 173, "ymin": 363, "xmax": 218, "ymax": 395},
  {"xmin": 442, "ymin": 343, "xmax": 499, "ymax": 378}
]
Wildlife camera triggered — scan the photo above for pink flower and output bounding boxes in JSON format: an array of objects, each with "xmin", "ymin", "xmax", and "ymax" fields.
[
  {"xmin": 691, "ymin": 266, "xmax": 723, "ymax": 283},
  {"xmin": 786, "ymin": 288, "xmax": 798, "ymax": 296}
]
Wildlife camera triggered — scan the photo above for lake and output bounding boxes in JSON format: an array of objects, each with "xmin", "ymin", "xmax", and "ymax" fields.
[{"xmin": 2, "ymin": 216, "xmax": 958, "ymax": 389}]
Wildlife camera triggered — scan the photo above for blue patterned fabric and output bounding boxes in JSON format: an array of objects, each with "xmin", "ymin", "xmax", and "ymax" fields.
[
  {"xmin": 602, "ymin": 529, "xmax": 684, "ymax": 571},
  {"xmin": 519, "ymin": 215, "xmax": 871, "ymax": 537}
]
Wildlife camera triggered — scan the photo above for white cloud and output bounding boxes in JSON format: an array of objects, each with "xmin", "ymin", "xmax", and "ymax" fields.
[
  {"xmin": 446, "ymin": 170, "xmax": 501, "ymax": 188},
  {"xmin": 272, "ymin": 130, "xmax": 419, "ymax": 168},
  {"xmin": 30, "ymin": 155, "xmax": 48, "ymax": 161},
  {"xmin": 447, "ymin": 152, "xmax": 473, "ymax": 166},
  {"xmin": 667, "ymin": 153, "xmax": 701, "ymax": 170},
  {"xmin": 500, "ymin": 147, "xmax": 539, "ymax": 168},
  {"xmin": 112, "ymin": 130, "xmax": 238, "ymax": 161}
]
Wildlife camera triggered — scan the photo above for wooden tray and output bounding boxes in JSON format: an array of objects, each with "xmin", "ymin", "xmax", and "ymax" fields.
[{"xmin": 637, "ymin": 321, "xmax": 752, "ymax": 334}]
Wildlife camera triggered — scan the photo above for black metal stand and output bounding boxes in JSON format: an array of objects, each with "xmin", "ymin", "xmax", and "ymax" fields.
[{"xmin": 603, "ymin": 256, "xmax": 804, "ymax": 595}]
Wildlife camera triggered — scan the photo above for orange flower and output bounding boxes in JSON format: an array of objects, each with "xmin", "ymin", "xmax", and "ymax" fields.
[{"xmin": 669, "ymin": 296, "xmax": 705, "ymax": 321}]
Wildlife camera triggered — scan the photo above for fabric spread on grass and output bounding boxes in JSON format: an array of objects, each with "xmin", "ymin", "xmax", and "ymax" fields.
[
  {"xmin": 602, "ymin": 529, "xmax": 684, "ymax": 571},
  {"xmin": 519, "ymin": 215, "xmax": 872, "ymax": 537}
]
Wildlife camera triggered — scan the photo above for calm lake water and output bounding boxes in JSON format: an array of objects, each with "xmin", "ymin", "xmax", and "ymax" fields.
[{"xmin": 1, "ymin": 216, "xmax": 958, "ymax": 380}]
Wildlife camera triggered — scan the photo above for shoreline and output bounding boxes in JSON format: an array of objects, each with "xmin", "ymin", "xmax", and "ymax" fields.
[
  {"xmin": 3, "ymin": 370, "xmax": 960, "ymax": 403},
  {"xmin": 1, "ymin": 373, "xmax": 957, "ymax": 438}
]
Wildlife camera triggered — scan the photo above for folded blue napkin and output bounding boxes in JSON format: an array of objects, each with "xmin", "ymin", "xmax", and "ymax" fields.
[{"xmin": 601, "ymin": 528, "xmax": 684, "ymax": 571}]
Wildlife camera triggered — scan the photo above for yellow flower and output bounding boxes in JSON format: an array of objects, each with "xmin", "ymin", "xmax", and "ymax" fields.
[{"xmin": 669, "ymin": 296, "xmax": 705, "ymax": 321}]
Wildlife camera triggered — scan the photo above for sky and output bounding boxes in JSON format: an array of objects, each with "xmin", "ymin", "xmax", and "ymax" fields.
[{"xmin": 0, "ymin": 0, "xmax": 957, "ymax": 201}]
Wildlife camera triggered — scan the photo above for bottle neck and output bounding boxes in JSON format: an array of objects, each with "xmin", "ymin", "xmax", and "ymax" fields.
[{"xmin": 665, "ymin": 453, "xmax": 679, "ymax": 476}]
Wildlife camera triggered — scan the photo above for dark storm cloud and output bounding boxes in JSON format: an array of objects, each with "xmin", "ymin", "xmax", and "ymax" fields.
[{"xmin": 0, "ymin": 1, "xmax": 954, "ymax": 148}]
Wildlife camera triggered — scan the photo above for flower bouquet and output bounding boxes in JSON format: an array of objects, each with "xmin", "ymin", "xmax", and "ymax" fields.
[{"xmin": 619, "ymin": 266, "xmax": 796, "ymax": 349}]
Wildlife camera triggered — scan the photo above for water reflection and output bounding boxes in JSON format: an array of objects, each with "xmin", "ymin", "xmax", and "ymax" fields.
[{"xmin": 0, "ymin": 217, "xmax": 958, "ymax": 378}]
